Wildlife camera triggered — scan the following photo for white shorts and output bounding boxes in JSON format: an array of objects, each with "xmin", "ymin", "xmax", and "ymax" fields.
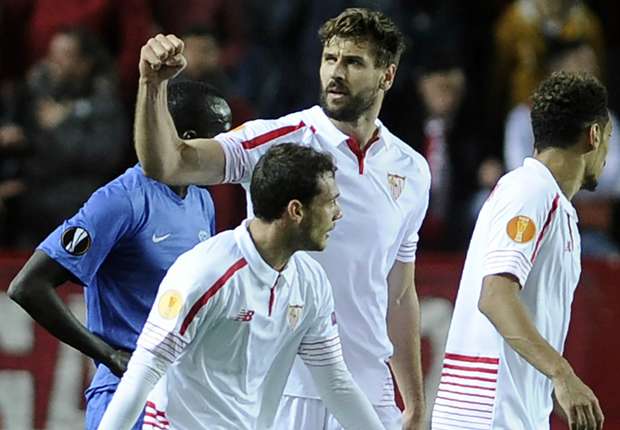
[{"xmin": 273, "ymin": 395, "xmax": 402, "ymax": 430}]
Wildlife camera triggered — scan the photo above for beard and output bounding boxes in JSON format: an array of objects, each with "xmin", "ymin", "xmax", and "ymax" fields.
[
  {"xmin": 582, "ymin": 174, "xmax": 598, "ymax": 192},
  {"xmin": 319, "ymin": 82, "xmax": 379, "ymax": 123}
]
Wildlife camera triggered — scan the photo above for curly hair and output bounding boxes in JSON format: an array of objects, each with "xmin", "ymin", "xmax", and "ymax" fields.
[
  {"xmin": 250, "ymin": 144, "xmax": 337, "ymax": 222},
  {"xmin": 318, "ymin": 8, "xmax": 406, "ymax": 67},
  {"xmin": 531, "ymin": 72, "xmax": 608, "ymax": 151}
]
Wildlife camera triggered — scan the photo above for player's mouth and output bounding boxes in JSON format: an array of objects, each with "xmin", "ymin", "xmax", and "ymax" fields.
[{"xmin": 326, "ymin": 83, "xmax": 349, "ymax": 100}]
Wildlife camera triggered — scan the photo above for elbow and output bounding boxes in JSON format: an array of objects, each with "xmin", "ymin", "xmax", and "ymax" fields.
[{"xmin": 8, "ymin": 274, "xmax": 29, "ymax": 306}]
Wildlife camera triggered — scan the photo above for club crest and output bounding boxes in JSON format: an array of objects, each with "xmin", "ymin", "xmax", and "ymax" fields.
[
  {"xmin": 387, "ymin": 173, "xmax": 406, "ymax": 200},
  {"xmin": 287, "ymin": 304, "xmax": 303, "ymax": 329}
]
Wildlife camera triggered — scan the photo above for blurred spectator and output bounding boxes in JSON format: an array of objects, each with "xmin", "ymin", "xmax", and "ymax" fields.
[
  {"xmin": 14, "ymin": 27, "xmax": 127, "ymax": 247},
  {"xmin": 504, "ymin": 36, "xmax": 620, "ymax": 258},
  {"xmin": 492, "ymin": 0, "xmax": 604, "ymax": 116},
  {"xmin": 21, "ymin": 0, "xmax": 155, "ymax": 107},
  {"xmin": 388, "ymin": 44, "xmax": 484, "ymax": 250},
  {"xmin": 151, "ymin": 0, "xmax": 247, "ymax": 70}
]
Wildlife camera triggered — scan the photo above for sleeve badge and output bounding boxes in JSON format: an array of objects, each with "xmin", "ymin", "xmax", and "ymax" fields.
[{"xmin": 506, "ymin": 215, "xmax": 537, "ymax": 243}]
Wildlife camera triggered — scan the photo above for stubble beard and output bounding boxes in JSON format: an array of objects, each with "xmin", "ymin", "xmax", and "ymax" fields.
[{"xmin": 319, "ymin": 86, "xmax": 379, "ymax": 123}]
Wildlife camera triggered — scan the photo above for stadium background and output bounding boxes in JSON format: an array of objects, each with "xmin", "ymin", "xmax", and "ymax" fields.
[{"xmin": 1, "ymin": 0, "xmax": 619, "ymax": 428}]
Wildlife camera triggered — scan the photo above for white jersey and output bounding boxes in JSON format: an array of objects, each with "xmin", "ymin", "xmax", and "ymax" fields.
[
  {"xmin": 215, "ymin": 105, "xmax": 430, "ymax": 405},
  {"xmin": 432, "ymin": 158, "xmax": 581, "ymax": 430},
  {"xmin": 138, "ymin": 221, "xmax": 342, "ymax": 430}
]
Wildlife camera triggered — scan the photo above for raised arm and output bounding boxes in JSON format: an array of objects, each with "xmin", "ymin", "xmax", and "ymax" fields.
[
  {"xmin": 8, "ymin": 251, "xmax": 129, "ymax": 375},
  {"xmin": 136, "ymin": 34, "xmax": 226, "ymax": 185},
  {"xmin": 479, "ymin": 274, "xmax": 604, "ymax": 430}
]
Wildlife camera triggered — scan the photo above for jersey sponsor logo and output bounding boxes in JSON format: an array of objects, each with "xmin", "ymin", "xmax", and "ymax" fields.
[
  {"xmin": 233, "ymin": 308, "xmax": 255, "ymax": 322},
  {"xmin": 387, "ymin": 173, "xmax": 406, "ymax": 200},
  {"xmin": 198, "ymin": 230, "xmax": 209, "ymax": 242},
  {"xmin": 152, "ymin": 233, "xmax": 171, "ymax": 243},
  {"xmin": 287, "ymin": 304, "xmax": 303, "ymax": 329},
  {"xmin": 506, "ymin": 215, "xmax": 537, "ymax": 243},
  {"xmin": 60, "ymin": 227, "xmax": 91, "ymax": 256},
  {"xmin": 158, "ymin": 290, "xmax": 184, "ymax": 320}
]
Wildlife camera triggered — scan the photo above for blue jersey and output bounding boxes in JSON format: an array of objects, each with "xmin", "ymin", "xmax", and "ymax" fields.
[{"xmin": 38, "ymin": 165, "xmax": 215, "ymax": 395}]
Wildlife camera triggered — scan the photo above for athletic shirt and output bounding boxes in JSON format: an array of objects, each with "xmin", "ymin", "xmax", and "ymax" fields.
[
  {"xmin": 138, "ymin": 221, "xmax": 341, "ymax": 429},
  {"xmin": 432, "ymin": 158, "xmax": 581, "ymax": 430},
  {"xmin": 37, "ymin": 165, "xmax": 215, "ymax": 396},
  {"xmin": 215, "ymin": 105, "xmax": 430, "ymax": 405}
]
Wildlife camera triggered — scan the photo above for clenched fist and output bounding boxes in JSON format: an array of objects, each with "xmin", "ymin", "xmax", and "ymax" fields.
[{"xmin": 139, "ymin": 34, "xmax": 186, "ymax": 84}]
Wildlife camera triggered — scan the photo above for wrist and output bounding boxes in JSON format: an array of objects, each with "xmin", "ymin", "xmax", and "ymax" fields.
[{"xmin": 549, "ymin": 357, "xmax": 573, "ymax": 382}]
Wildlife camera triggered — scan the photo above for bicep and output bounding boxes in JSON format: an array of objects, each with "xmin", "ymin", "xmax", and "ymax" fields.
[
  {"xmin": 171, "ymin": 138, "xmax": 226, "ymax": 186},
  {"xmin": 8, "ymin": 251, "xmax": 73, "ymax": 301},
  {"xmin": 478, "ymin": 273, "xmax": 521, "ymax": 315}
]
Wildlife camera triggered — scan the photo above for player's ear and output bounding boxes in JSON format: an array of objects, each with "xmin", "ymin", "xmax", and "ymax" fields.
[
  {"xmin": 286, "ymin": 200, "xmax": 304, "ymax": 224},
  {"xmin": 380, "ymin": 64, "xmax": 397, "ymax": 92},
  {"xmin": 586, "ymin": 123, "xmax": 601, "ymax": 152}
]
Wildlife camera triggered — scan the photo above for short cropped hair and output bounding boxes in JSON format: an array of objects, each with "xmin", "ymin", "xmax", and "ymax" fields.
[
  {"xmin": 167, "ymin": 80, "xmax": 231, "ymax": 138},
  {"xmin": 250, "ymin": 144, "xmax": 337, "ymax": 222},
  {"xmin": 318, "ymin": 8, "xmax": 406, "ymax": 67},
  {"xmin": 531, "ymin": 72, "xmax": 608, "ymax": 151}
]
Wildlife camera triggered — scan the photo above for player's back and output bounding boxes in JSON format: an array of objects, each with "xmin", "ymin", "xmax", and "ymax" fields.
[
  {"xmin": 433, "ymin": 158, "xmax": 581, "ymax": 429},
  {"xmin": 38, "ymin": 164, "xmax": 216, "ymax": 395}
]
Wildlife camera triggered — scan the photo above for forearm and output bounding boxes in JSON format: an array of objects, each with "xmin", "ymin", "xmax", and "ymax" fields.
[
  {"xmin": 134, "ymin": 79, "xmax": 184, "ymax": 182},
  {"xmin": 9, "ymin": 280, "xmax": 116, "ymax": 366},
  {"xmin": 479, "ymin": 275, "xmax": 573, "ymax": 380},
  {"xmin": 308, "ymin": 361, "xmax": 384, "ymax": 430},
  {"xmin": 388, "ymin": 286, "xmax": 425, "ymax": 413},
  {"xmin": 98, "ymin": 347, "xmax": 166, "ymax": 430}
]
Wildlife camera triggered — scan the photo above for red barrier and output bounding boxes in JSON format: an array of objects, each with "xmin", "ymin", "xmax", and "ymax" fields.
[{"xmin": 0, "ymin": 253, "xmax": 618, "ymax": 429}]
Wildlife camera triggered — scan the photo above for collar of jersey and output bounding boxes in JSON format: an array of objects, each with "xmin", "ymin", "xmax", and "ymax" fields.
[
  {"xmin": 523, "ymin": 157, "xmax": 578, "ymax": 218},
  {"xmin": 307, "ymin": 105, "xmax": 389, "ymax": 149},
  {"xmin": 233, "ymin": 219, "xmax": 297, "ymax": 287}
]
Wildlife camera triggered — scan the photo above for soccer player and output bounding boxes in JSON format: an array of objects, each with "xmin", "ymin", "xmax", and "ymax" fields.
[
  {"xmin": 97, "ymin": 144, "xmax": 385, "ymax": 430},
  {"xmin": 431, "ymin": 72, "xmax": 609, "ymax": 430},
  {"xmin": 8, "ymin": 80, "xmax": 231, "ymax": 429},
  {"xmin": 134, "ymin": 8, "xmax": 430, "ymax": 429}
]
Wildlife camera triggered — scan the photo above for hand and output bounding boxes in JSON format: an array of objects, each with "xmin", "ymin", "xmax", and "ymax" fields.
[
  {"xmin": 107, "ymin": 349, "xmax": 132, "ymax": 377},
  {"xmin": 139, "ymin": 34, "xmax": 186, "ymax": 84},
  {"xmin": 553, "ymin": 370, "xmax": 604, "ymax": 430},
  {"xmin": 402, "ymin": 407, "xmax": 426, "ymax": 430}
]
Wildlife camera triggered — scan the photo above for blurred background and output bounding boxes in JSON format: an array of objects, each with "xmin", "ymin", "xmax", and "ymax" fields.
[{"xmin": 0, "ymin": 0, "xmax": 619, "ymax": 428}]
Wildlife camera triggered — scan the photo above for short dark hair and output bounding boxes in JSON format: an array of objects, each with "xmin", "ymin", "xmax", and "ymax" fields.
[
  {"xmin": 531, "ymin": 71, "xmax": 608, "ymax": 151},
  {"xmin": 250, "ymin": 144, "xmax": 337, "ymax": 222},
  {"xmin": 167, "ymin": 79, "xmax": 231, "ymax": 138},
  {"xmin": 318, "ymin": 8, "xmax": 406, "ymax": 67}
]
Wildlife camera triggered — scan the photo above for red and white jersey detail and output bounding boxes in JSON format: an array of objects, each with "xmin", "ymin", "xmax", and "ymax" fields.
[
  {"xmin": 136, "ymin": 220, "xmax": 341, "ymax": 429},
  {"xmin": 433, "ymin": 158, "xmax": 581, "ymax": 429},
  {"xmin": 142, "ymin": 401, "xmax": 170, "ymax": 430},
  {"xmin": 216, "ymin": 105, "xmax": 430, "ymax": 404}
]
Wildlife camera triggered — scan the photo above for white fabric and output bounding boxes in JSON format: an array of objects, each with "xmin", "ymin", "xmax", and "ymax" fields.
[
  {"xmin": 274, "ymin": 396, "xmax": 402, "ymax": 430},
  {"xmin": 432, "ymin": 158, "xmax": 581, "ymax": 429},
  {"xmin": 216, "ymin": 105, "xmax": 430, "ymax": 405},
  {"xmin": 101, "ymin": 221, "xmax": 349, "ymax": 430}
]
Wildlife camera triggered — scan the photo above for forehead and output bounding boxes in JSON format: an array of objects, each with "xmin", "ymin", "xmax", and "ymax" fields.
[
  {"xmin": 323, "ymin": 37, "xmax": 374, "ymax": 58},
  {"xmin": 316, "ymin": 172, "xmax": 339, "ymax": 198}
]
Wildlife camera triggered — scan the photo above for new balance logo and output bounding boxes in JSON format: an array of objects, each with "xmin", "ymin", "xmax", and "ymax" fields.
[{"xmin": 233, "ymin": 309, "xmax": 255, "ymax": 322}]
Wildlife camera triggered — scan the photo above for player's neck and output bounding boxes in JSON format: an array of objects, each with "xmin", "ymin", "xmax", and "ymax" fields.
[
  {"xmin": 247, "ymin": 218, "xmax": 294, "ymax": 272},
  {"xmin": 535, "ymin": 149, "xmax": 585, "ymax": 200},
  {"xmin": 168, "ymin": 185, "xmax": 188, "ymax": 198},
  {"xmin": 329, "ymin": 104, "xmax": 381, "ymax": 150}
]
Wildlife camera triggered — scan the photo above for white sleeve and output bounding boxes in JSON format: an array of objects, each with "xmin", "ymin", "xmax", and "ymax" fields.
[
  {"xmin": 482, "ymin": 179, "xmax": 560, "ymax": 287},
  {"xmin": 214, "ymin": 119, "xmax": 314, "ymax": 184},
  {"xmin": 397, "ymin": 158, "xmax": 430, "ymax": 263},
  {"xmin": 97, "ymin": 348, "xmax": 166, "ymax": 430},
  {"xmin": 308, "ymin": 361, "xmax": 385, "ymax": 430}
]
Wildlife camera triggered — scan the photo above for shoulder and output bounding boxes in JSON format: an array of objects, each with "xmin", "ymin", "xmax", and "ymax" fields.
[
  {"xmin": 168, "ymin": 231, "xmax": 245, "ymax": 287},
  {"xmin": 490, "ymin": 166, "xmax": 558, "ymax": 213},
  {"xmin": 383, "ymin": 127, "xmax": 431, "ymax": 185},
  {"xmin": 293, "ymin": 252, "xmax": 331, "ymax": 291}
]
